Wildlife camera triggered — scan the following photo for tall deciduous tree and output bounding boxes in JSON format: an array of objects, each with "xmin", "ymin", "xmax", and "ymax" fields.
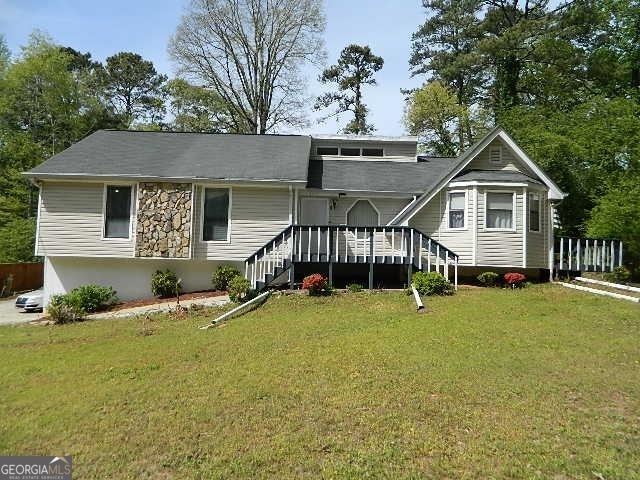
[
  {"xmin": 404, "ymin": 81, "xmax": 483, "ymax": 155},
  {"xmin": 315, "ymin": 44, "xmax": 384, "ymax": 135},
  {"xmin": 98, "ymin": 52, "xmax": 167, "ymax": 128},
  {"xmin": 168, "ymin": 0, "xmax": 326, "ymax": 134}
]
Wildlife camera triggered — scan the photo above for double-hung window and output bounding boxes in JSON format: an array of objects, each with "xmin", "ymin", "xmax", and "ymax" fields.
[
  {"xmin": 486, "ymin": 192, "xmax": 514, "ymax": 229},
  {"xmin": 529, "ymin": 193, "xmax": 541, "ymax": 232},
  {"xmin": 104, "ymin": 185, "xmax": 132, "ymax": 238},
  {"xmin": 448, "ymin": 192, "xmax": 466, "ymax": 229},
  {"xmin": 203, "ymin": 188, "xmax": 230, "ymax": 241}
]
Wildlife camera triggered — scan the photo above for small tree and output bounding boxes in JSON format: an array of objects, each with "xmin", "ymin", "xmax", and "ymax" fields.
[
  {"xmin": 315, "ymin": 44, "xmax": 384, "ymax": 135},
  {"xmin": 586, "ymin": 176, "xmax": 640, "ymax": 277}
]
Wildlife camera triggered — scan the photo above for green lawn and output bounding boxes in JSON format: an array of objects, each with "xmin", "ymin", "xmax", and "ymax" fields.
[{"xmin": 1, "ymin": 285, "xmax": 638, "ymax": 479}]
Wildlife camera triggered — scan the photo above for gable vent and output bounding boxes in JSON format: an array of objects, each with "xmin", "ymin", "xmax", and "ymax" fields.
[{"xmin": 489, "ymin": 146, "xmax": 503, "ymax": 164}]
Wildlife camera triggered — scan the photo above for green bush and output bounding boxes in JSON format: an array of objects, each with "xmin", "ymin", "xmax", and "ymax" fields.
[
  {"xmin": 347, "ymin": 283, "xmax": 363, "ymax": 293},
  {"xmin": 47, "ymin": 294, "xmax": 85, "ymax": 324},
  {"xmin": 69, "ymin": 284, "xmax": 118, "ymax": 312},
  {"xmin": 228, "ymin": 275, "xmax": 252, "ymax": 303},
  {"xmin": 212, "ymin": 265, "xmax": 241, "ymax": 290},
  {"xmin": 604, "ymin": 266, "xmax": 632, "ymax": 285},
  {"xmin": 151, "ymin": 269, "xmax": 182, "ymax": 298},
  {"xmin": 46, "ymin": 284, "xmax": 119, "ymax": 324},
  {"xmin": 477, "ymin": 271, "xmax": 499, "ymax": 287},
  {"xmin": 412, "ymin": 271, "xmax": 454, "ymax": 296}
]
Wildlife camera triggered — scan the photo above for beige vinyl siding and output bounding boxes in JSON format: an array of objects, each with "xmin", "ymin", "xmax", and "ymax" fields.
[
  {"xmin": 476, "ymin": 188, "xmax": 523, "ymax": 267},
  {"xmin": 468, "ymin": 139, "xmax": 536, "ymax": 176},
  {"xmin": 526, "ymin": 191, "xmax": 548, "ymax": 268},
  {"xmin": 330, "ymin": 197, "xmax": 412, "ymax": 225},
  {"xmin": 193, "ymin": 185, "xmax": 291, "ymax": 260},
  {"xmin": 37, "ymin": 181, "xmax": 135, "ymax": 257},
  {"xmin": 408, "ymin": 189, "xmax": 473, "ymax": 265}
]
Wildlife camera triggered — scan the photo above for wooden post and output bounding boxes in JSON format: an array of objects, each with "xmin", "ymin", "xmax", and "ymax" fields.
[
  {"xmin": 369, "ymin": 233, "xmax": 374, "ymax": 289},
  {"xmin": 289, "ymin": 262, "xmax": 295, "ymax": 290},
  {"xmin": 619, "ymin": 241, "xmax": 623, "ymax": 267}
]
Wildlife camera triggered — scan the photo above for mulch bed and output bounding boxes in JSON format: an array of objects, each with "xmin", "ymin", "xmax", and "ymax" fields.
[{"xmin": 107, "ymin": 290, "xmax": 227, "ymax": 311}]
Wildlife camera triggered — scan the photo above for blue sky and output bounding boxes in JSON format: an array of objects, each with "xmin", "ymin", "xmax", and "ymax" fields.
[{"xmin": 0, "ymin": 0, "xmax": 426, "ymax": 135}]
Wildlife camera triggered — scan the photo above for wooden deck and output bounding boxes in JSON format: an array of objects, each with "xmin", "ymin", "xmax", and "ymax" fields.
[{"xmin": 245, "ymin": 225, "xmax": 459, "ymax": 290}]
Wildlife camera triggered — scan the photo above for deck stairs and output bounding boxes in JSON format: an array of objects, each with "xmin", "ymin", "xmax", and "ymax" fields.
[{"xmin": 245, "ymin": 225, "xmax": 459, "ymax": 291}]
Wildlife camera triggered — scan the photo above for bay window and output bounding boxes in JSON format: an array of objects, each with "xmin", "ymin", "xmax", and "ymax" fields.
[
  {"xmin": 448, "ymin": 192, "xmax": 466, "ymax": 229},
  {"xmin": 486, "ymin": 192, "xmax": 514, "ymax": 229},
  {"xmin": 529, "ymin": 192, "xmax": 540, "ymax": 232}
]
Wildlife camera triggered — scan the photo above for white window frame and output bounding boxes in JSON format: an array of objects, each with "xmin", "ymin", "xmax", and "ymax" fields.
[
  {"xmin": 361, "ymin": 147, "xmax": 384, "ymax": 157},
  {"xmin": 316, "ymin": 145, "xmax": 339, "ymax": 156},
  {"xmin": 345, "ymin": 199, "xmax": 380, "ymax": 226},
  {"xmin": 484, "ymin": 191, "xmax": 516, "ymax": 232},
  {"xmin": 200, "ymin": 186, "xmax": 232, "ymax": 243},
  {"xmin": 447, "ymin": 190, "xmax": 467, "ymax": 230},
  {"xmin": 528, "ymin": 192, "xmax": 541, "ymax": 233},
  {"xmin": 102, "ymin": 183, "xmax": 135, "ymax": 240},
  {"xmin": 340, "ymin": 146, "xmax": 361, "ymax": 156}
]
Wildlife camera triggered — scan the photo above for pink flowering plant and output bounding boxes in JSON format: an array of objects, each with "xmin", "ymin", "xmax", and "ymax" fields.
[
  {"xmin": 302, "ymin": 273, "xmax": 329, "ymax": 296},
  {"xmin": 504, "ymin": 272, "xmax": 527, "ymax": 288}
]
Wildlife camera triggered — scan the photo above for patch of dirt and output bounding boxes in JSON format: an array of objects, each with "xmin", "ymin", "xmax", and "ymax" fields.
[{"xmin": 107, "ymin": 290, "xmax": 227, "ymax": 311}]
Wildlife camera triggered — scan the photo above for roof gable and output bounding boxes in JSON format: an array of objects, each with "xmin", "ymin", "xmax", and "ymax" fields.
[{"xmin": 388, "ymin": 127, "xmax": 565, "ymax": 225}]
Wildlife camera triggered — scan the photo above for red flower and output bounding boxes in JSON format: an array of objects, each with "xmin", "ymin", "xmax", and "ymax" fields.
[
  {"xmin": 504, "ymin": 272, "xmax": 526, "ymax": 286},
  {"xmin": 302, "ymin": 274, "xmax": 328, "ymax": 295}
]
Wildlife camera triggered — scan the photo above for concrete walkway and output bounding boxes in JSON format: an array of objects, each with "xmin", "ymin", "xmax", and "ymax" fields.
[{"xmin": 87, "ymin": 295, "xmax": 230, "ymax": 319}]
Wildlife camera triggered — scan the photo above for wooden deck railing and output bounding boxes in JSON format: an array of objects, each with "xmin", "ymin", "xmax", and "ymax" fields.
[
  {"xmin": 554, "ymin": 236, "xmax": 623, "ymax": 273},
  {"xmin": 245, "ymin": 225, "xmax": 459, "ymax": 290}
]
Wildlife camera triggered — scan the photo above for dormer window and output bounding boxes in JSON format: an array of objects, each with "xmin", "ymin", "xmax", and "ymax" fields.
[
  {"xmin": 316, "ymin": 144, "xmax": 386, "ymax": 157},
  {"xmin": 362, "ymin": 148, "xmax": 383, "ymax": 157},
  {"xmin": 316, "ymin": 146, "xmax": 338, "ymax": 155},
  {"xmin": 340, "ymin": 147, "xmax": 360, "ymax": 156}
]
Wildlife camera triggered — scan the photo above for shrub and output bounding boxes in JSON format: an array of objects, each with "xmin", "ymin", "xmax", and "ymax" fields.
[
  {"xmin": 302, "ymin": 273, "xmax": 329, "ymax": 296},
  {"xmin": 347, "ymin": 283, "xmax": 363, "ymax": 293},
  {"xmin": 228, "ymin": 275, "xmax": 252, "ymax": 303},
  {"xmin": 212, "ymin": 264, "xmax": 241, "ymax": 290},
  {"xmin": 604, "ymin": 266, "xmax": 632, "ymax": 285},
  {"xmin": 477, "ymin": 271, "xmax": 499, "ymax": 287},
  {"xmin": 504, "ymin": 272, "xmax": 527, "ymax": 288},
  {"xmin": 47, "ymin": 294, "xmax": 85, "ymax": 324},
  {"xmin": 69, "ymin": 284, "xmax": 118, "ymax": 313},
  {"xmin": 46, "ymin": 284, "xmax": 119, "ymax": 324},
  {"xmin": 411, "ymin": 271, "xmax": 454, "ymax": 296},
  {"xmin": 151, "ymin": 269, "xmax": 182, "ymax": 298}
]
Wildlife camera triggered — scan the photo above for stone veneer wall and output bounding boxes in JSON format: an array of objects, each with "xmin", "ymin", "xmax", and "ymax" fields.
[{"xmin": 135, "ymin": 183, "xmax": 192, "ymax": 258}]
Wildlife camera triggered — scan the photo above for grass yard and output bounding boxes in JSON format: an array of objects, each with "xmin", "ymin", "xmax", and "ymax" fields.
[{"xmin": 0, "ymin": 285, "xmax": 638, "ymax": 479}]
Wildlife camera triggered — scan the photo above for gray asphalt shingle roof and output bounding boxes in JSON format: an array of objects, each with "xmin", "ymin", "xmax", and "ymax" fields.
[
  {"xmin": 307, "ymin": 157, "xmax": 458, "ymax": 194},
  {"xmin": 453, "ymin": 169, "xmax": 542, "ymax": 184},
  {"xmin": 26, "ymin": 130, "xmax": 311, "ymax": 183}
]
